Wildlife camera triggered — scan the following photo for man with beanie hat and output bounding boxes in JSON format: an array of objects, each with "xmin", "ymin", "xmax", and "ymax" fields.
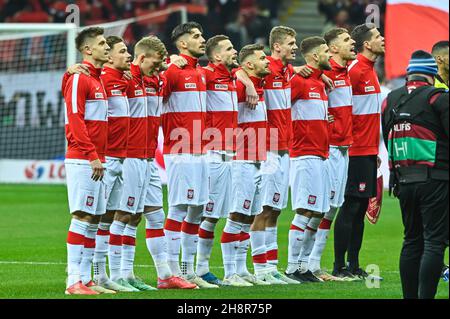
[{"xmin": 382, "ymin": 50, "xmax": 449, "ymax": 299}]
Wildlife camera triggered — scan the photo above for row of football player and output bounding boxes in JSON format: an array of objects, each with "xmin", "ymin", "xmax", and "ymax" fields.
[{"xmin": 61, "ymin": 21, "xmax": 384, "ymax": 295}]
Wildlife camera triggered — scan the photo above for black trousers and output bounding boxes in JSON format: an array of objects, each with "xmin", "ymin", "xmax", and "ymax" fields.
[
  {"xmin": 334, "ymin": 156, "xmax": 377, "ymax": 270},
  {"xmin": 397, "ymin": 179, "xmax": 449, "ymax": 299}
]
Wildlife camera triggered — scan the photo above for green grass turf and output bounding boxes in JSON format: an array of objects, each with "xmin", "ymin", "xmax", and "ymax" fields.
[{"xmin": 0, "ymin": 184, "xmax": 447, "ymax": 299}]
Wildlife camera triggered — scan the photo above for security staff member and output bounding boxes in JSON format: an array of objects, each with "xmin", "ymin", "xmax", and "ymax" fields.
[
  {"xmin": 382, "ymin": 50, "xmax": 449, "ymax": 299},
  {"xmin": 432, "ymin": 41, "xmax": 449, "ymax": 90}
]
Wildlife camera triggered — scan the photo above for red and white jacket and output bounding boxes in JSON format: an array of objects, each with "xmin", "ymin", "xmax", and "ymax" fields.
[
  {"xmin": 101, "ymin": 66, "xmax": 130, "ymax": 158},
  {"xmin": 126, "ymin": 63, "xmax": 148, "ymax": 159},
  {"xmin": 162, "ymin": 54, "xmax": 207, "ymax": 155},
  {"xmin": 204, "ymin": 62, "xmax": 238, "ymax": 152},
  {"xmin": 323, "ymin": 58, "xmax": 353, "ymax": 147},
  {"xmin": 290, "ymin": 67, "xmax": 329, "ymax": 159},
  {"xmin": 348, "ymin": 53, "xmax": 382, "ymax": 156},
  {"xmin": 144, "ymin": 73, "xmax": 164, "ymax": 159},
  {"xmin": 235, "ymin": 76, "xmax": 268, "ymax": 162},
  {"xmin": 264, "ymin": 56, "xmax": 294, "ymax": 151},
  {"xmin": 63, "ymin": 61, "xmax": 108, "ymax": 163}
]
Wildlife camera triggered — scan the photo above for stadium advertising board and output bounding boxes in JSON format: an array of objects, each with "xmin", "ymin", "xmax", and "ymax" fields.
[
  {"xmin": 0, "ymin": 159, "xmax": 65, "ymax": 184},
  {"xmin": 0, "ymin": 71, "xmax": 64, "ymax": 128}
]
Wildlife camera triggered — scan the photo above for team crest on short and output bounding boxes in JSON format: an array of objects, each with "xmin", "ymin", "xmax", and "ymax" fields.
[
  {"xmin": 187, "ymin": 189, "xmax": 194, "ymax": 200},
  {"xmin": 330, "ymin": 191, "xmax": 335, "ymax": 200},
  {"xmin": 359, "ymin": 183, "xmax": 367, "ymax": 192},
  {"xmin": 206, "ymin": 201, "xmax": 214, "ymax": 212},
  {"xmin": 86, "ymin": 196, "xmax": 94, "ymax": 207},
  {"xmin": 273, "ymin": 193, "xmax": 281, "ymax": 203},
  {"xmin": 243, "ymin": 199, "xmax": 251, "ymax": 210},
  {"xmin": 308, "ymin": 195, "xmax": 317, "ymax": 205},
  {"xmin": 127, "ymin": 196, "xmax": 135, "ymax": 207}
]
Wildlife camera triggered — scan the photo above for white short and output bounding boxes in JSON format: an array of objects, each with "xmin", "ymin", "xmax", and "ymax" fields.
[
  {"xmin": 327, "ymin": 147, "xmax": 349, "ymax": 208},
  {"xmin": 290, "ymin": 156, "xmax": 331, "ymax": 213},
  {"xmin": 230, "ymin": 161, "xmax": 263, "ymax": 216},
  {"xmin": 260, "ymin": 152, "xmax": 290, "ymax": 210},
  {"xmin": 203, "ymin": 154, "xmax": 233, "ymax": 219},
  {"xmin": 118, "ymin": 158, "xmax": 148, "ymax": 214},
  {"xmin": 145, "ymin": 160, "xmax": 163, "ymax": 208},
  {"xmin": 65, "ymin": 161, "xmax": 106, "ymax": 215},
  {"xmin": 164, "ymin": 154, "xmax": 209, "ymax": 207},
  {"xmin": 104, "ymin": 157, "xmax": 124, "ymax": 211}
]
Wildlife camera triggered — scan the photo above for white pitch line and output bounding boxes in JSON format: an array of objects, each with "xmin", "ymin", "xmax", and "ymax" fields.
[
  {"xmin": 0, "ymin": 260, "xmax": 224, "ymax": 269},
  {"xmin": 0, "ymin": 260, "xmax": 401, "ymax": 273}
]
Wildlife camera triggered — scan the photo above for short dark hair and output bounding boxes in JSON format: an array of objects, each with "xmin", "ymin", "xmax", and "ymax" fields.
[
  {"xmin": 239, "ymin": 43, "xmax": 265, "ymax": 64},
  {"xmin": 351, "ymin": 23, "xmax": 376, "ymax": 53},
  {"xmin": 106, "ymin": 36, "xmax": 124, "ymax": 50},
  {"xmin": 300, "ymin": 36, "xmax": 326, "ymax": 56},
  {"xmin": 432, "ymin": 41, "xmax": 449, "ymax": 55},
  {"xmin": 171, "ymin": 22, "xmax": 203, "ymax": 43},
  {"xmin": 324, "ymin": 28, "xmax": 348, "ymax": 45},
  {"xmin": 75, "ymin": 27, "xmax": 104, "ymax": 52},
  {"xmin": 206, "ymin": 35, "xmax": 230, "ymax": 61}
]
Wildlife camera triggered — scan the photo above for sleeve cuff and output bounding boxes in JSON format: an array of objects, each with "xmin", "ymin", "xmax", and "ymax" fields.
[{"xmin": 87, "ymin": 151, "xmax": 100, "ymax": 162}]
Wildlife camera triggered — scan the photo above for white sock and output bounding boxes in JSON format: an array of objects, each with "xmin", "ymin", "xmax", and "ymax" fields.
[
  {"xmin": 164, "ymin": 205, "xmax": 187, "ymax": 276},
  {"xmin": 221, "ymin": 219, "xmax": 243, "ymax": 278},
  {"xmin": 181, "ymin": 206, "xmax": 202, "ymax": 276},
  {"xmin": 299, "ymin": 229, "xmax": 316, "ymax": 273},
  {"xmin": 286, "ymin": 214, "xmax": 310, "ymax": 274},
  {"xmin": 66, "ymin": 219, "xmax": 89, "ymax": 287},
  {"xmin": 80, "ymin": 223, "xmax": 98, "ymax": 284},
  {"xmin": 108, "ymin": 220, "xmax": 125, "ymax": 281},
  {"xmin": 309, "ymin": 208, "xmax": 336, "ymax": 273},
  {"xmin": 93, "ymin": 222, "xmax": 111, "ymax": 282},
  {"xmin": 265, "ymin": 226, "xmax": 278, "ymax": 271},
  {"xmin": 236, "ymin": 224, "xmax": 251, "ymax": 276},
  {"xmin": 180, "ymin": 222, "xmax": 199, "ymax": 276},
  {"xmin": 144, "ymin": 209, "xmax": 172, "ymax": 280},
  {"xmin": 250, "ymin": 230, "xmax": 267, "ymax": 275},
  {"xmin": 299, "ymin": 217, "xmax": 321, "ymax": 273},
  {"xmin": 196, "ymin": 220, "xmax": 216, "ymax": 276},
  {"xmin": 121, "ymin": 224, "xmax": 137, "ymax": 280}
]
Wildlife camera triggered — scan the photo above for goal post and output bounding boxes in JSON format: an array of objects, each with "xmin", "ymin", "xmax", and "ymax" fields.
[
  {"xmin": 0, "ymin": 5, "xmax": 190, "ymax": 184},
  {"xmin": 0, "ymin": 23, "xmax": 77, "ymax": 184},
  {"xmin": 0, "ymin": 23, "xmax": 77, "ymax": 67}
]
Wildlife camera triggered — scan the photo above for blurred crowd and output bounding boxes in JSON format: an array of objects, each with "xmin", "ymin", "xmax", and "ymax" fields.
[
  {"xmin": 1, "ymin": 0, "xmax": 390, "ymax": 76},
  {"xmin": 0, "ymin": 0, "xmax": 281, "ymax": 50},
  {"xmin": 319, "ymin": 0, "xmax": 386, "ymax": 35}
]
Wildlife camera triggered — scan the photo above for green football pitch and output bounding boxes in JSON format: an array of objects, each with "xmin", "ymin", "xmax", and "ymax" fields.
[{"xmin": 0, "ymin": 184, "xmax": 448, "ymax": 299}]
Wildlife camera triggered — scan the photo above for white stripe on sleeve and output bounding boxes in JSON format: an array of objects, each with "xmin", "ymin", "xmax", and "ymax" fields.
[{"xmin": 71, "ymin": 74, "xmax": 80, "ymax": 114}]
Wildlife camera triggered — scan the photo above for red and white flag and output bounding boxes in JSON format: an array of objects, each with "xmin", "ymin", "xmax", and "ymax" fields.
[{"xmin": 385, "ymin": 0, "xmax": 449, "ymax": 80}]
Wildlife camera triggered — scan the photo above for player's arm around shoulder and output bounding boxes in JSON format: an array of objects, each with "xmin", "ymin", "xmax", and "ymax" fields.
[
  {"xmin": 235, "ymin": 68, "xmax": 258, "ymax": 109},
  {"xmin": 161, "ymin": 63, "xmax": 180, "ymax": 101},
  {"xmin": 348, "ymin": 64, "xmax": 364, "ymax": 93}
]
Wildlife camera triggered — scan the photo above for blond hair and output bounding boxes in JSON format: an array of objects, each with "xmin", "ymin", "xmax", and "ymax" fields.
[
  {"xmin": 134, "ymin": 36, "xmax": 168, "ymax": 58},
  {"xmin": 269, "ymin": 26, "xmax": 297, "ymax": 51}
]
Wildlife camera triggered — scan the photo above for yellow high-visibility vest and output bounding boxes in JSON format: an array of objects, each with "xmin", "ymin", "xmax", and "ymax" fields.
[{"xmin": 435, "ymin": 75, "xmax": 449, "ymax": 90}]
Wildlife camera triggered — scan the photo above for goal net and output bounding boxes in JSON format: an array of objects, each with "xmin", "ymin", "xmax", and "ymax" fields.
[{"xmin": 0, "ymin": 6, "xmax": 189, "ymax": 183}]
